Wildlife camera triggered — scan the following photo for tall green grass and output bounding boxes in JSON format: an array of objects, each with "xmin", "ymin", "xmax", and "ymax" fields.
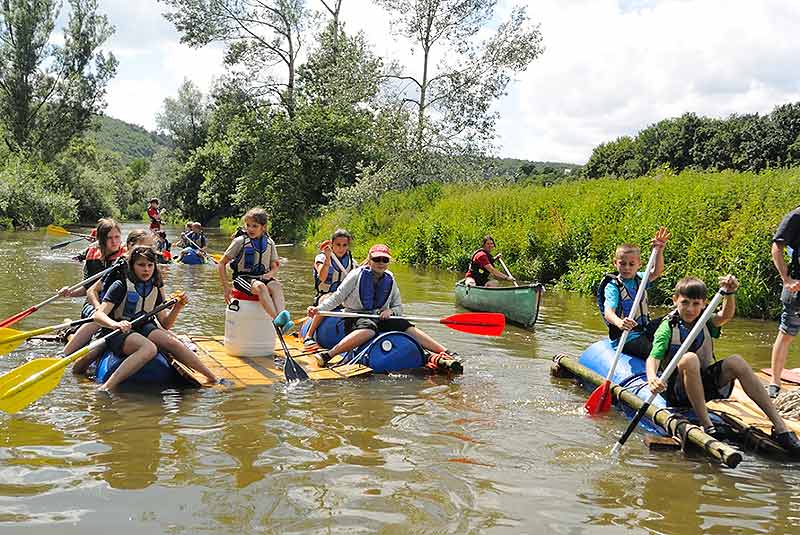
[{"xmin": 309, "ymin": 168, "xmax": 800, "ymax": 318}]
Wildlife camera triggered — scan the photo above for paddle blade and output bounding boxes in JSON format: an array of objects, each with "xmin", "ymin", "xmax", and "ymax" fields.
[
  {"xmin": 210, "ymin": 253, "xmax": 223, "ymax": 264},
  {"xmin": 439, "ymin": 313, "xmax": 505, "ymax": 336},
  {"xmin": 0, "ymin": 307, "xmax": 36, "ymax": 329},
  {"xmin": 46, "ymin": 224, "xmax": 71, "ymax": 237},
  {"xmin": 283, "ymin": 354, "xmax": 310, "ymax": 382},
  {"xmin": 0, "ymin": 358, "xmax": 64, "ymax": 414},
  {"xmin": 585, "ymin": 381, "xmax": 613, "ymax": 415},
  {"xmin": 0, "ymin": 328, "xmax": 26, "ymax": 355}
]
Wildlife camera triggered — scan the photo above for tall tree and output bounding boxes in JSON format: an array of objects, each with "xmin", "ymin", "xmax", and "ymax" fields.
[
  {"xmin": 160, "ymin": 0, "xmax": 310, "ymax": 118},
  {"xmin": 156, "ymin": 79, "xmax": 210, "ymax": 157},
  {"xmin": 376, "ymin": 0, "xmax": 543, "ymax": 155},
  {"xmin": 0, "ymin": 0, "xmax": 117, "ymax": 159}
]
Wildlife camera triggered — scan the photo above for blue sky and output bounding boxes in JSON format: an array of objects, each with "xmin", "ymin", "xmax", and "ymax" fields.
[{"xmin": 91, "ymin": 0, "xmax": 800, "ymax": 164}]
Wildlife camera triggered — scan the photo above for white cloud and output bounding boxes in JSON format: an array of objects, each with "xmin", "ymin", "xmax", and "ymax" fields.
[{"xmin": 95, "ymin": 0, "xmax": 800, "ymax": 163}]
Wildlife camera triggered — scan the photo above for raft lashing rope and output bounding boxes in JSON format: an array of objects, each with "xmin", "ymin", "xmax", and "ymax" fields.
[{"xmin": 774, "ymin": 388, "xmax": 800, "ymax": 419}]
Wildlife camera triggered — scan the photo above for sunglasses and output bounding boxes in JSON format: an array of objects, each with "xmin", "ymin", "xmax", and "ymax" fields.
[{"xmin": 370, "ymin": 256, "xmax": 390, "ymax": 264}]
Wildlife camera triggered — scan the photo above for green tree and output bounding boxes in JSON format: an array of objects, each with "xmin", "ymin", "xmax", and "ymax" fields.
[
  {"xmin": 160, "ymin": 0, "xmax": 310, "ymax": 118},
  {"xmin": 376, "ymin": 0, "xmax": 543, "ymax": 157},
  {"xmin": 156, "ymin": 79, "xmax": 210, "ymax": 158},
  {"xmin": 0, "ymin": 0, "xmax": 117, "ymax": 159}
]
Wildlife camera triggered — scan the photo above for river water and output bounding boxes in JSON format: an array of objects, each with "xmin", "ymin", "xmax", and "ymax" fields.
[{"xmin": 0, "ymin": 225, "xmax": 798, "ymax": 534}]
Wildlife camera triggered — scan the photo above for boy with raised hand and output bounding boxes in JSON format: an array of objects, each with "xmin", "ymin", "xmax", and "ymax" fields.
[
  {"xmin": 646, "ymin": 275, "xmax": 800, "ymax": 454},
  {"xmin": 599, "ymin": 227, "xmax": 670, "ymax": 358}
]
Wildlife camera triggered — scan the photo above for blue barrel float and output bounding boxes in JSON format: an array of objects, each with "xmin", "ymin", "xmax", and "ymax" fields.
[
  {"xmin": 95, "ymin": 350, "xmax": 187, "ymax": 386},
  {"xmin": 178, "ymin": 248, "xmax": 206, "ymax": 265},
  {"xmin": 300, "ymin": 315, "xmax": 425, "ymax": 372}
]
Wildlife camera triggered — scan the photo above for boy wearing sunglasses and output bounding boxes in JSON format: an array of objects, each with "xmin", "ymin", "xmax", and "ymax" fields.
[{"xmin": 307, "ymin": 244, "xmax": 459, "ymax": 371}]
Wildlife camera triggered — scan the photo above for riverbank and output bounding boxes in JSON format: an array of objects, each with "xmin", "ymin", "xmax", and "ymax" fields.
[{"xmin": 309, "ymin": 167, "xmax": 800, "ymax": 318}]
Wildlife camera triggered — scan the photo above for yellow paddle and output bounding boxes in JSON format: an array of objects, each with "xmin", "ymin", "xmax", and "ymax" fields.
[
  {"xmin": 46, "ymin": 224, "xmax": 92, "ymax": 239},
  {"xmin": 0, "ymin": 318, "xmax": 94, "ymax": 355},
  {"xmin": 0, "ymin": 295, "xmax": 180, "ymax": 414}
]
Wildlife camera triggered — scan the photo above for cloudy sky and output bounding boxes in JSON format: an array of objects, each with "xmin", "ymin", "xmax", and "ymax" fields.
[{"xmin": 93, "ymin": 0, "xmax": 800, "ymax": 164}]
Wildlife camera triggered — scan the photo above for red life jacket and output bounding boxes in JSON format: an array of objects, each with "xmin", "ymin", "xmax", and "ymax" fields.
[{"xmin": 84, "ymin": 246, "xmax": 127, "ymax": 278}]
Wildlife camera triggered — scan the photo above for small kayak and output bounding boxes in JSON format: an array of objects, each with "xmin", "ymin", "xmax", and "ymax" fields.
[
  {"xmin": 454, "ymin": 280, "xmax": 543, "ymax": 327},
  {"xmin": 177, "ymin": 248, "xmax": 206, "ymax": 265}
]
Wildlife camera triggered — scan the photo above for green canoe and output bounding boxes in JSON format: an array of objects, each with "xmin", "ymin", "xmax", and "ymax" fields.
[{"xmin": 454, "ymin": 280, "xmax": 544, "ymax": 328}]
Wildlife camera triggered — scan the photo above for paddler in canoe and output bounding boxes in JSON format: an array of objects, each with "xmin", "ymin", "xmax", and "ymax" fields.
[
  {"xmin": 464, "ymin": 235, "xmax": 515, "ymax": 287},
  {"xmin": 645, "ymin": 275, "xmax": 800, "ymax": 453},
  {"xmin": 306, "ymin": 243, "xmax": 460, "ymax": 372},
  {"xmin": 216, "ymin": 207, "xmax": 294, "ymax": 333},
  {"xmin": 597, "ymin": 227, "xmax": 670, "ymax": 358},
  {"xmin": 303, "ymin": 228, "xmax": 357, "ymax": 348},
  {"xmin": 177, "ymin": 221, "xmax": 208, "ymax": 263},
  {"xmin": 91, "ymin": 245, "xmax": 220, "ymax": 391}
]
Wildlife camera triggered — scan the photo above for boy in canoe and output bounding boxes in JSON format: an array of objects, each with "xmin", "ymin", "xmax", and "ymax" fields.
[
  {"xmin": 646, "ymin": 275, "xmax": 800, "ymax": 453},
  {"xmin": 217, "ymin": 207, "xmax": 292, "ymax": 332},
  {"xmin": 598, "ymin": 227, "xmax": 670, "ymax": 358},
  {"xmin": 464, "ymin": 235, "xmax": 515, "ymax": 287},
  {"xmin": 306, "ymin": 244, "xmax": 460, "ymax": 372}
]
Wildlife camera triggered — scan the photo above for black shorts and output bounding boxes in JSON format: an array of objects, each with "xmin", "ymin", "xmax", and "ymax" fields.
[
  {"xmin": 100, "ymin": 320, "xmax": 160, "ymax": 355},
  {"xmin": 665, "ymin": 360, "xmax": 734, "ymax": 407},
  {"xmin": 620, "ymin": 336, "xmax": 652, "ymax": 359},
  {"xmin": 345, "ymin": 317, "xmax": 414, "ymax": 333},
  {"xmin": 233, "ymin": 276, "xmax": 275, "ymax": 295},
  {"xmin": 80, "ymin": 302, "xmax": 96, "ymax": 320}
]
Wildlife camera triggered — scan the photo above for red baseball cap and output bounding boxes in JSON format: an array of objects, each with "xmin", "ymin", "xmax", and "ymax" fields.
[{"xmin": 368, "ymin": 244, "xmax": 392, "ymax": 259}]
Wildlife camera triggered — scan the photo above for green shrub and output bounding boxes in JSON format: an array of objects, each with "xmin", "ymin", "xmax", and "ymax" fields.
[{"xmin": 309, "ymin": 167, "xmax": 800, "ymax": 318}]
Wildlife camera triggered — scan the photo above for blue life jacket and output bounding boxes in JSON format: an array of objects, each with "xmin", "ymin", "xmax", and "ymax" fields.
[
  {"xmin": 314, "ymin": 251, "xmax": 354, "ymax": 294},
  {"xmin": 358, "ymin": 268, "xmax": 394, "ymax": 311},
  {"xmin": 233, "ymin": 235, "xmax": 269, "ymax": 277},
  {"xmin": 185, "ymin": 232, "xmax": 206, "ymax": 250},
  {"xmin": 596, "ymin": 273, "xmax": 649, "ymax": 340},
  {"xmin": 112, "ymin": 276, "xmax": 159, "ymax": 321}
]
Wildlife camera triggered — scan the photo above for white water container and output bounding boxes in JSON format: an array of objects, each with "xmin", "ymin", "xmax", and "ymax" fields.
[{"xmin": 224, "ymin": 290, "xmax": 276, "ymax": 357}]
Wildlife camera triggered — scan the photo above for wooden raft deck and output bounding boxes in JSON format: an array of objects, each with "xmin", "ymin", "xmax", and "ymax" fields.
[{"xmin": 185, "ymin": 334, "xmax": 372, "ymax": 388}]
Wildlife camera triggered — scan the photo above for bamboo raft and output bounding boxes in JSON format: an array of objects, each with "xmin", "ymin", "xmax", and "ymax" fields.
[{"xmin": 552, "ymin": 349, "xmax": 800, "ymax": 467}]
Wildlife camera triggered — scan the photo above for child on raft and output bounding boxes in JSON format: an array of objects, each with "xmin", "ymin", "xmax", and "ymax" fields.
[
  {"xmin": 69, "ymin": 229, "xmax": 157, "ymax": 373},
  {"xmin": 464, "ymin": 235, "xmax": 515, "ymax": 287},
  {"xmin": 92, "ymin": 246, "xmax": 219, "ymax": 391},
  {"xmin": 303, "ymin": 228, "xmax": 357, "ymax": 347},
  {"xmin": 217, "ymin": 207, "xmax": 293, "ymax": 332},
  {"xmin": 59, "ymin": 218, "xmax": 126, "ymax": 320},
  {"xmin": 155, "ymin": 231, "xmax": 172, "ymax": 263},
  {"xmin": 598, "ymin": 227, "xmax": 670, "ymax": 358},
  {"xmin": 306, "ymin": 244, "xmax": 460, "ymax": 372},
  {"xmin": 646, "ymin": 275, "xmax": 800, "ymax": 454}
]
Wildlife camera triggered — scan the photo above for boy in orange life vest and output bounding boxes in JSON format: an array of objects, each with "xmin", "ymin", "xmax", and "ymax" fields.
[
  {"xmin": 147, "ymin": 198, "xmax": 162, "ymax": 232},
  {"xmin": 464, "ymin": 235, "xmax": 514, "ymax": 287},
  {"xmin": 646, "ymin": 275, "xmax": 800, "ymax": 454}
]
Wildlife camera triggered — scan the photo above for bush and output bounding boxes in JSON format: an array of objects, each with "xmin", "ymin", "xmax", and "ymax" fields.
[
  {"xmin": 309, "ymin": 167, "xmax": 800, "ymax": 318},
  {"xmin": 0, "ymin": 155, "xmax": 77, "ymax": 229}
]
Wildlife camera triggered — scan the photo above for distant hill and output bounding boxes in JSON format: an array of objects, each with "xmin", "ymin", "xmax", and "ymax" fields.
[
  {"xmin": 88, "ymin": 115, "xmax": 172, "ymax": 161},
  {"xmin": 491, "ymin": 157, "xmax": 582, "ymax": 175}
]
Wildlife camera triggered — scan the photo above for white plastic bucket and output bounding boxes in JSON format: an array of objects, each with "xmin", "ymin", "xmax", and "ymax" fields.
[{"xmin": 223, "ymin": 290, "xmax": 275, "ymax": 357}]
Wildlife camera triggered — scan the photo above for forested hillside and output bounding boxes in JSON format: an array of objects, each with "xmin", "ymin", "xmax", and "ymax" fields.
[{"xmin": 88, "ymin": 116, "xmax": 172, "ymax": 162}]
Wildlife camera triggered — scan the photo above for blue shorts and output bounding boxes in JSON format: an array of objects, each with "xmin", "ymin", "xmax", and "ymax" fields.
[{"xmin": 779, "ymin": 289, "xmax": 800, "ymax": 336}]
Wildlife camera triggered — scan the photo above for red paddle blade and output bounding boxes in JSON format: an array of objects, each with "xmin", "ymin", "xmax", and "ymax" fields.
[
  {"xmin": 439, "ymin": 313, "xmax": 505, "ymax": 336},
  {"xmin": 585, "ymin": 381, "xmax": 613, "ymax": 415},
  {"xmin": 0, "ymin": 307, "xmax": 36, "ymax": 330}
]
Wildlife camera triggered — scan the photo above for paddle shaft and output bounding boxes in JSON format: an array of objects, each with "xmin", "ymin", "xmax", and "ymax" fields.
[
  {"xmin": 0, "ymin": 297, "xmax": 179, "ymax": 401},
  {"xmin": 321, "ymin": 311, "xmax": 449, "ymax": 324},
  {"xmin": 1, "ymin": 317, "xmax": 94, "ymax": 346},
  {"xmin": 611, "ymin": 290, "xmax": 725, "ymax": 454},
  {"xmin": 51, "ymin": 236, "xmax": 93, "ymax": 250},
  {"xmin": 181, "ymin": 233, "xmax": 216, "ymax": 264},
  {"xmin": 603, "ymin": 247, "xmax": 660, "ymax": 384},
  {"xmin": 273, "ymin": 323, "xmax": 309, "ymax": 381},
  {"xmin": 0, "ymin": 262, "xmax": 122, "ymax": 329},
  {"xmin": 497, "ymin": 257, "xmax": 519, "ymax": 287}
]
